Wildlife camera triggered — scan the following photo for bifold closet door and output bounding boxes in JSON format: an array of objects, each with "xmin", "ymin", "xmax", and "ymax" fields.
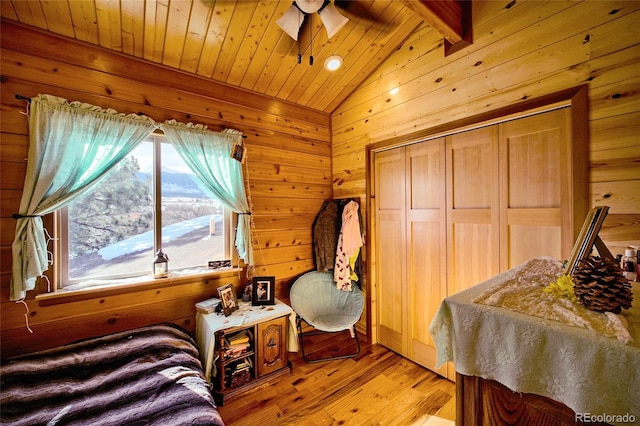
[
  {"xmin": 446, "ymin": 127, "xmax": 500, "ymax": 296},
  {"xmin": 405, "ymin": 141, "xmax": 447, "ymax": 375},
  {"xmin": 374, "ymin": 140, "xmax": 447, "ymax": 375},
  {"xmin": 374, "ymin": 147, "xmax": 407, "ymax": 356},
  {"xmin": 499, "ymin": 108, "xmax": 571, "ymax": 268},
  {"xmin": 373, "ymin": 105, "xmax": 582, "ymax": 379}
]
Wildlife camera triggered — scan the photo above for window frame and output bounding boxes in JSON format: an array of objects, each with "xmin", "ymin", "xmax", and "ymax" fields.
[{"xmin": 54, "ymin": 133, "xmax": 236, "ymax": 290}]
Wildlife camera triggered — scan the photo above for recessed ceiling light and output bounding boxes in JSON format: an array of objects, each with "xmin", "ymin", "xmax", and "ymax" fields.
[{"xmin": 324, "ymin": 55, "xmax": 343, "ymax": 71}]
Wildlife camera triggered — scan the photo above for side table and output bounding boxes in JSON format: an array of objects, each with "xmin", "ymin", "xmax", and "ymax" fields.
[{"xmin": 196, "ymin": 298, "xmax": 297, "ymax": 405}]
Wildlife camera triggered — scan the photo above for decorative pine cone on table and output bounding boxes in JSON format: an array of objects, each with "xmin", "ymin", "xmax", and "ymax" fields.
[{"xmin": 572, "ymin": 256, "xmax": 633, "ymax": 314}]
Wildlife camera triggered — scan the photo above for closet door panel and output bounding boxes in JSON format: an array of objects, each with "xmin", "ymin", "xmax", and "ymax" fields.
[
  {"xmin": 377, "ymin": 214, "xmax": 405, "ymax": 353},
  {"xmin": 450, "ymin": 223, "xmax": 497, "ymax": 295},
  {"xmin": 501, "ymin": 109, "xmax": 571, "ymax": 268},
  {"xmin": 450, "ymin": 140, "xmax": 494, "ymax": 209},
  {"xmin": 507, "ymin": 208, "xmax": 563, "ymax": 266},
  {"xmin": 509, "ymin": 225, "xmax": 562, "ymax": 266},
  {"xmin": 505, "ymin": 132, "xmax": 562, "ymax": 208},
  {"xmin": 375, "ymin": 148, "xmax": 407, "ymax": 355},
  {"xmin": 409, "ymin": 143, "xmax": 442, "ymax": 210},
  {"xmin": 406, "ymin": 141, "xmax": 446, "ymax": 374},
  {"xmin": 447, "ymin": 128, "xmax": 500, "ymax": 296}
]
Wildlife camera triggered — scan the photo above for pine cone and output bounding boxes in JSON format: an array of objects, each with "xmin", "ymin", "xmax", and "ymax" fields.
[{"xmin": 572, "ymin": 256, "xmax": 633, "ymax": 314}]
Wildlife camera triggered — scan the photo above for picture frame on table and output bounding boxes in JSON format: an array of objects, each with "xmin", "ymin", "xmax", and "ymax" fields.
[
  {"xmin": 252, "ymin": 276, "xmax": 275, "ymax": 306},
  {"xmin": 564, "ymin": 206, "xmax": 613, "ymax": 276},
  {"xmin": 217, "ymin": 283, "xmax": 238, "ymax": 316}
]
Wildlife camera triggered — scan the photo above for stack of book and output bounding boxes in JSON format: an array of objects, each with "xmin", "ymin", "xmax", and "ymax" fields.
[
  {"xmin": 223, "ymin": 330, "xmax": 251, "ymax": 358},
  {"xmin": 226, "ymin": 358, "xmax": 253, "ymax": 388}
]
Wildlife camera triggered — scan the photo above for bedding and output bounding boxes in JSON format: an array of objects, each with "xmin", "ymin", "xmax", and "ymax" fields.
[{"xmin": 0, "ymin": 324, "xmax": 225, "ymax": 426}]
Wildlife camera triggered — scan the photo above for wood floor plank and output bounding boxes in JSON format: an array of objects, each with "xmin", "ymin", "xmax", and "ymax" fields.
[
  {"xmin": 373, "ymin": 387, "xmax": 435, "ymax": 426},
  {"xmin": 325, "ymin": 374, "xmax": 399, "ymax": 424},
  {"xmin": 217, "ymin": 333, "xmax": 456, "ymax": 425},
  {"xmin": 436, "ymin": 396, "xmax": 457, "ymax": 421}
]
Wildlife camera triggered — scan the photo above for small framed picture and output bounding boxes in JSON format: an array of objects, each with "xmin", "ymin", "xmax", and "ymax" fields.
[
  {"xmin": 252, "ymin": 276, "xmax": 275, "ymax": 306},
  {"xmin": 564, "ymin": 206, "xmax": 612, "ymax": 276},
  {"xmin": 231, "ymin": 142, "xmax": 246, "ymax": 163},
  {"xmin": 217, "ymin": 283, "xmax": 238, "ymax": 316}
]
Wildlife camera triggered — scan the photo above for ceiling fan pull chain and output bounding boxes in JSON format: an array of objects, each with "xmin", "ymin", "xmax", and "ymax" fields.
[
  {"xmin": 309, "ymin": 13, "xmax": 314, "ymax": 65},
  {"xmin": 297, "ymin": 7, "xmax": 302, "ymax": 64}
]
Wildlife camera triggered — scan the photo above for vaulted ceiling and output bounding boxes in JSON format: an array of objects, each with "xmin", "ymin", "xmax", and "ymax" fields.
[{"xmin": 1, "ymin": 0, "xmax": 469, "ymax": 113}]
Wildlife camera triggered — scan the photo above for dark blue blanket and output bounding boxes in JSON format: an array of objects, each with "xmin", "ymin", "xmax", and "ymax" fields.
[{"xmin": 0, "ymin": 324, "xmax": 224, "ymax": 426}]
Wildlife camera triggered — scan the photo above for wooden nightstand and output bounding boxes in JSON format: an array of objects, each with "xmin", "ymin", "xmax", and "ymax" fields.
[{"xmin": 196, "ymin": 299, "xmax": 294, "ymax": 405}]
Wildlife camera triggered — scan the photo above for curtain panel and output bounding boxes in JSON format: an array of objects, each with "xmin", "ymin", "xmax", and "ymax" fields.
[
  {"xmin": 160, "ymin": 121, "xmax": 253, "ymax": 267},
  {"xmin": 10, "ymin": 95, "xmax": 157, "ymax": 301},
  {"xmin": 11, "ymin": 94, "xmax": 251, "ymax": 301}
]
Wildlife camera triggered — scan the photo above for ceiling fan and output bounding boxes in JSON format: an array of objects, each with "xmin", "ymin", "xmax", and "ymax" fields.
[
  {"xmin": 277, "ymin": 0, "xmax": 349, "ymax": 41},
  {"xmin": 276, "ymin": 0, "xmax": 349, "ymax": 65}
]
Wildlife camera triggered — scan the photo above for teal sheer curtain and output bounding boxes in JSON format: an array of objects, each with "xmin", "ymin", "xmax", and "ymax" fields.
[
  {"xmin": 160, "ymin": 121, "xmax": 253, "ymax": 267},
  {"xmin": 10, "ymin": 94, "xmax": 157, "ymax": 301}
]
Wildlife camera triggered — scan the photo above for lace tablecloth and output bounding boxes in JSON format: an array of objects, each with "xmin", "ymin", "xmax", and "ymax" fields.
[{"xmin": 430, "ymin": 258, "xmax": 640, "ymax": 424}]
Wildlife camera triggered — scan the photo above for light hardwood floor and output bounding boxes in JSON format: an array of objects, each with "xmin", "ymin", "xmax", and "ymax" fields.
[{"xmin": 217, "ymin": 328, "xmax": 456, "ymax": 425}]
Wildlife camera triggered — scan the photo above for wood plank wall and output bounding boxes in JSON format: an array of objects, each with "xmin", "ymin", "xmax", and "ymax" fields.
[
  {"xmin": 2, "ymin": 1, "xmax": 639, "ymax": 359},
  {"xmin": 332, "ymin": 0, "xmax": 640, "ymax": 309},
  {"xmin": 0, "ymin": 21, "xmax": 331, "ymax": 359}
]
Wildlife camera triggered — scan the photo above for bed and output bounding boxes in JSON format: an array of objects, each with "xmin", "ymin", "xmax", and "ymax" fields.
[{"xmin": 0, "ymin": 324, "xmax": 225, "ymax": 426}]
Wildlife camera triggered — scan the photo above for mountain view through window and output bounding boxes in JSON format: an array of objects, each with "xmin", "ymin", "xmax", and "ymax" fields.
[{"xmin": 64, "ymin": 138, "xmax": 227, "ymax": 285}]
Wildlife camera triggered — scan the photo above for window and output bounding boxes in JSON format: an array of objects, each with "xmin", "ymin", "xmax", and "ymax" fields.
[{"xmin": 57, "ymin": 134, "xmax": 232, "ymax": 289}]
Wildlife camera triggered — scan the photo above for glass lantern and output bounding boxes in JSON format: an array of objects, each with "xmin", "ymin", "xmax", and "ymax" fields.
[{"xmin": 153, "ymin": 249, "xmax": 169, "ymax": 279}]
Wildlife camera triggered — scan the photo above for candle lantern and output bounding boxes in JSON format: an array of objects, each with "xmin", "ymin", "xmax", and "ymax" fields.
[{"xmin": 153, "ymin": 250, "xmax": 169, "ymax": 279}]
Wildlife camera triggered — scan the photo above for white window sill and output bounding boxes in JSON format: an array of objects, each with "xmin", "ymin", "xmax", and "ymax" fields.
[{"xmin": 36, "ymin": 267, "xmax": 243, "ymax": 306}]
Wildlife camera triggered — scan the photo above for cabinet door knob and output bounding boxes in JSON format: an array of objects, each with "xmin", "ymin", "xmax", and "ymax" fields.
[{"xmin": 267, "ymin": 337, "xmax": 277, "ymax": 347}]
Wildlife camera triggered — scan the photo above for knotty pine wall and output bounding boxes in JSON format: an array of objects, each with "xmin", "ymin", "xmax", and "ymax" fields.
[
  {"xmin": 332, "ymin": 0, "xmax": 640, "ymax": 302},
  {"xmin": 0, "ymin": 21, "xmax": 331, "ymax": 359}
]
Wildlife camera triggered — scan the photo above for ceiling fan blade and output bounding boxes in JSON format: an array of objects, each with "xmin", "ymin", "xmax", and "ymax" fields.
[
  {"xmin": 335, "ymin": 0, "xmax": 388, "ymax": 24},
  {"xmin": 276, "ymin": 4, "xmax": 305, "ymax": 40}
]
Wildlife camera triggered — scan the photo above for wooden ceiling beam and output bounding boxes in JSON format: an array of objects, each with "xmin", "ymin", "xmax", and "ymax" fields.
[{"xmin": 400, "ymin": 0, "xmax": 472, "ymax": 55}]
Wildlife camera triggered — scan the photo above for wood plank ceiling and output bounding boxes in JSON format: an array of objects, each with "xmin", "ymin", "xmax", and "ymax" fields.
[{"xmin": 1, "ymin": 0, "xmax": 466, "ymax": 113}]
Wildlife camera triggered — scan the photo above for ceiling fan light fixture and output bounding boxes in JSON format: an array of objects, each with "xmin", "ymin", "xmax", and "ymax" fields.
[
  {"xmin": 295, "ymin": 0, "xmax": 324, "ymax": 14},
  {"xmin": 318, "ymin": 3, "xmax": 349, "ymax": 39},
  {"xmin": 276, "ymin": 5, "xmax": 305, "ymax": 41},
  {"xmin": 324, "ymin": 54, "xmax": 343, "ymax": 71}
]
